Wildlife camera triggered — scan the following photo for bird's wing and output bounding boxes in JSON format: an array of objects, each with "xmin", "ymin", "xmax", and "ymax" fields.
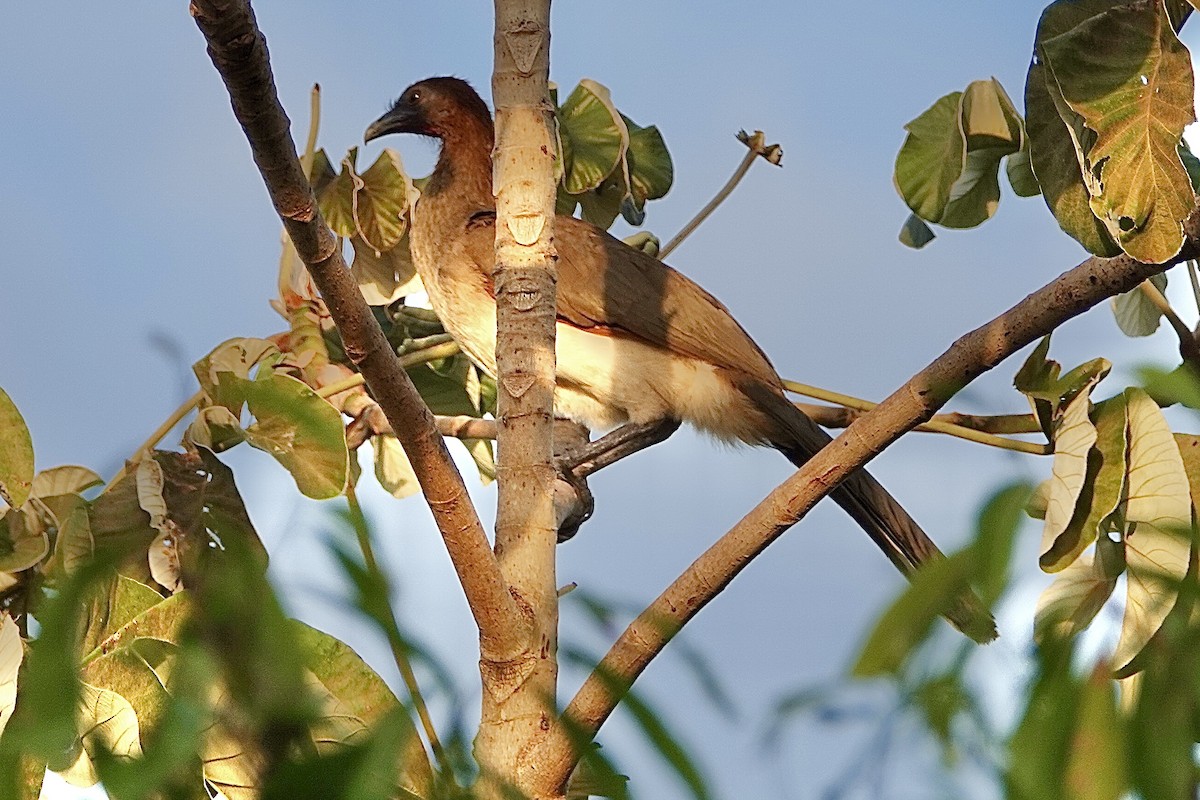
[{"xmin": 462, "ymin": 213, "xmax": 782, "ymax": 387}]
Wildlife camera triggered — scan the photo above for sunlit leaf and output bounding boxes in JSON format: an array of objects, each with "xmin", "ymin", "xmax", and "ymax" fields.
[
  {"xmin": 1041, "ymin": 393, "xmax": 1127, "ymax": 571},
  {"xmin": 1111, "ymin": 274, "xmax": 1167, "ymax": 337},
  {"xmin": 1041, "ymin": 387, "xmax": 1099, "ymax": 562},
  {"xmin": 1122, "ymin": 388, "xmax": 1191, "ymax": 532},
  {"xmin": 939, "ymin": 79, "xmax": 1024, "ymax": 228},
  {"xmin": 30, "ymin": 467, "xmax": 102, "ymax": 499},
  {"xmin": 372, "ymin": 436, "xmax": 419, "ymax": 500},
  {"xmin": 1036, "ymin": 552, "xmax": 1116, "ymax": 641},
  {"xmin": 558, "ymin": 79, "xmax": 628, "ymax": 195},
  {"xmin": 242, "ymin": 372, "xmax": 349, "ymax": 500},
  {"xmin": 1113, "ymin": 523, "xmax": 1191, "ymax": 670},
  {"xmin": 185, "ymin": 405, "xmax": 245, "ymax": 453},
  {"xmin": 894, "ymin": 92, "xmax": 965, "ymax": 224},
  {"xmin": 55, "ymin": 683, "xmax": 143, "ymax": 788},
  {"xmin": 0, "ymin": 388, "xmax": 34, "ymax": 509},
  {"xmin": 350, "ymin": 232, "xmax": 421, "ymax": 307},
  {"xmin": 0, "ymin": 510, "xmax": 49, "ymax": 572},
  {"xmin": 1042, "ymin": 1, "xmax": 1197, "ymax": 262},
  {"xmin": 292, "ymin": 622, "xmax": 433, "ymax": 798},
  {"xmin": 623, "ymin": 114, "xmax": 673, "ymax": 211},
  {"xmin": 0, "ymin": 615, "xmax": 20, "ymax": 736}
]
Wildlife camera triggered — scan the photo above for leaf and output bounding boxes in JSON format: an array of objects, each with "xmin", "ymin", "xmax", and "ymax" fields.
[
  {"xmin": 558, "ymin": 79, "xmax": 628, "ymax": 194},
  {"xmin": 55, "ymin": 683, "xmax": 143, "ymax": 788},
  {"xmin": 319, "ymin": 148, "xmax": 414, "ymax": 253},
  {"xmin": 192, "ymin": 338, "xmax": 281, "ymax": 415},
  {"xmin": 30, "ymin": 467, "xmax": 102, "ymax": 499},
  {"xmin": 894, "ymin": 92, "xmax": 965, "ymax": 224},
  {"xmin": 0, "ymin": 388, "xmax": 34, "ymax": 509},
  {"xmin": 1041, "ymin": 386, "xmax": 1100, "ymax": 562},
  {"xmin": 372, "ymin": 436, "xmax": 419, "ymax": 500},
  {"xmin": 1113, "ymin": 524, "xmax": 1191, "ymax": 670},
  {"xmin": 1006, "ymin": 141, "xmax": 1042, "ymax": 198},
  {"xmin": 242, "ymin": 372, "xmax": 349, "ymax": 500},
  {"xmin": 78, "ymin": 575, "xmax": 164, "ymax": 660},
  {"xmin": 623, "ymin": 114, "xmax": 673, "ymax": 212},
  {"xmin": 0, "ymin": 615, "xmax": 21, "ymax": 737},
  {"xmin": 1042, "ymin": 1, "xmax": 1197, "ymax": 262},
  {"xmin": 1036, "ymin": 552, "xmax": 1117, "ymax": 641},
  {"xmin": 1025, "ymin": 0, "xmax": 1125, "ymax": 256},
  {"xmin": 939, "ymin": 79, "xmax": 1024, "ymax": 228},
  {"xmin": 1111, "ymin": 273, "xmax": 1167, "ymax": 336},
  {"xmin": 1041, "ymin": 393, "xmax": 1128, "ymax": 571},
  {"xmin": 350, "ymin": 232, "xmax": 421, "ymax": 306},
  {"xmin": 898, "ymin": 213, "xmax": 936, "ymax": 248},
  {"xmin": 1007, "ymin": 639, "xmax": 1079, "ymax": 800},
  {"xmin": 0, "ymin": 509, "xmax": 49, "ymax": 572},
  {"xmin": 974, "ymin": 483, "xmax": 1034, "ymax": 606},
  {"xmin": 292, "ymin": 621, "xmax": 433, "ymax": 799},
  {"xmin": 185, "ymin": 404, "xmax": 245, "ymax": 453}
]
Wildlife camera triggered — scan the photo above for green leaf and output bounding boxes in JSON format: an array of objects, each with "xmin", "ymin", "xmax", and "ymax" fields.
[
  {"xmin": 292, "ymin": 621, "xmax": 433, "ymax": 799},
  {"xmin": 242, "ymin": 372, "xmax": 349, "ymax": 500},
  {"xmin": 185, "ymin": 405, "xmax": 245, "ymax": 453},
  {"xmin": 898, "ymin": 213, "xmax": 936, "ymax": 248},
  {"xmin": 1065, "ymin": 666, "xmax": 1127, "ymax": 800},
  {"xmin": 1111, "ymin": 273, "xmax": 1167, "ymax": 336},
  {"xmin": 1006, "ymin": 142, "xmax": 1042, "ymax": 198},
  {"xmin": 0, "ymin": 615, "xmax": 20, "ymax": 737},
  {"xmin": 558, "ymin": 79, "xmax": 628, "ymax": 195},
  {"xmin": 894, "ymin": 92, "xmax": 965, "ymax": 224},
  {"xmin": 852, "ymin": 550, "xmax": 977, "ymax": 677},
  {"xmin": 319, "ymin": 147, "xmax": 416, "ymax": 252},
  {"xmin": 623, "ymin": 114, "xmax": 673, "ymax": 209},
  {"xmin": 192, "ymin": 338, "xmax": 281, "ymax": 416},
  {"xmin": 1141, "ymin": 363, "xmax": 1200, "ymax": 408},
  {"xmin": 0, "ymin": 388, "xmax": 34, "ymax": 509},
  {"xmin": 79, "ymin": 575, "xmax": 165, "ymax": 660},
  {"xmin": 1006, "ymin": 639, "xmax": 1079, "ymax": 800},
  {"xmin": 1042, "ymin": 1, "xmax": 1197, "ymax": 262}
]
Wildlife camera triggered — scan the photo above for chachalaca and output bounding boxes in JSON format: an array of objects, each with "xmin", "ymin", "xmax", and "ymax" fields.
[{"xmin": 365, "ymin": 77, "xmax": 995, "ymax": 642}]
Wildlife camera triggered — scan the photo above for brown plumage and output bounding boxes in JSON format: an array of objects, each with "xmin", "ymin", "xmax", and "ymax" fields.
[{"xmin": 365, "ymin": 77, "xmax": 995, "ymax": 642}]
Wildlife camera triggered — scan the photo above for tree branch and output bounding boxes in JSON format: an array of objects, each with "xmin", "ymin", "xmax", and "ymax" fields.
[
  {"xmin": 525, "ymin": 239, "xmax": 1199, "ymax": 794},
  {"xmin": 189, "ymin": 0, "xmax": 527, "ymax": 661}
]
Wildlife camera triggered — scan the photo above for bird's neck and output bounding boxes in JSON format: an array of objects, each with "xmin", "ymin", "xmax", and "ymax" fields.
[{"xmin": 423, "ymin": 117, "xmax": 495, "ymax": 214}]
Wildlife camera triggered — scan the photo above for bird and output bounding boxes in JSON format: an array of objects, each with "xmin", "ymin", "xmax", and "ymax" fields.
[{"xmin": 364, "ymin": 77, "xmax": 994, "ymax": 642}]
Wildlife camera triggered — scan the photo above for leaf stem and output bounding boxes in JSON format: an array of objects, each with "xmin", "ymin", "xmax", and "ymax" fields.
[
  {"xmin": 1138, "ymin": 278, "xmax": 1200, "ymax": 366},
  {"xmin": 1188, "ymin": 259, "xmax": 1200, "ymax": 316},
  {"xmin": 658, "ymin": 130, "xmax": 782, "ymax": 260},
  {"xmin": 782, "ymin": 379, "xmax": 1048, "ymax": 455},
  {"xmin": 345, "ymin": 483, "xmax": 450, "ymax": 775}
]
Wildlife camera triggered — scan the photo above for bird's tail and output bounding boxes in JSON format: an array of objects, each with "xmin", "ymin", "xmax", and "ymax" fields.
[{"xmin": 740, "ymin": 380, "xmax": 996, "ymax": 644}]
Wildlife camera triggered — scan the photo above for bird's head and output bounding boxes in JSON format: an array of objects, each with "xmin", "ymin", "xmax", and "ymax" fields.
[{"xmin": 364, "ymin": 77, "xmax": 492, "ymax": 143}]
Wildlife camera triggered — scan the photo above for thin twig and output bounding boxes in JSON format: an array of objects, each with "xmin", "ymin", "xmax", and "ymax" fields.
[
  {"xmin": 345, "ymin": 484, "xmax": 450, "ymax": 776},
  {"xmin": 783, "ymin": 380, "xmax": 1048, "ymax": 455},
  {"xmin": 658, "ymin": 130, "xmax": 782, "ymax": 260},
  {"xmin": 1188, "ymin": 259, "xmax": 1200, "ymax": 316}
]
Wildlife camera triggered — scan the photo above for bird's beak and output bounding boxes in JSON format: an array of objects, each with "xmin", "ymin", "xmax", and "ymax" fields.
[{"xmin": 364, "ymin": 104, "xmax": 418, "ymax": 143}]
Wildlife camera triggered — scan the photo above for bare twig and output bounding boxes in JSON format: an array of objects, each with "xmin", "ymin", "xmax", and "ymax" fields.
[
  {"xmin": 526, "ymin": 239, "xmax": 1198, "ymax": 795},
  {"xmin": 658, "ymin": 130, "xmax": 782, "ymax": 260},
  {"xmin": 190, "ymin": 0, "xmax": 527, "ymax": 660}
]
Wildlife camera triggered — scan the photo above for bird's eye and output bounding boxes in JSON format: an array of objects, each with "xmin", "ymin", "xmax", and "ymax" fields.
[{"xmin": 409, "ymin": 89, "xmax": 421, "ymax": 103}]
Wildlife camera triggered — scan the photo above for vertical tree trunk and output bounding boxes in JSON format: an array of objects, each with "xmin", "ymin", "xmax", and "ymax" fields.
[{"xmin": 477, "ymin": 1, "xmax": 559, "ymax": 797}]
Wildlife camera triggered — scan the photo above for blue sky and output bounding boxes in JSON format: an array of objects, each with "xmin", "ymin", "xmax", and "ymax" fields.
[{"xmin": 4, "ymin": 2, "xmax": 1197, "ymax": 798}]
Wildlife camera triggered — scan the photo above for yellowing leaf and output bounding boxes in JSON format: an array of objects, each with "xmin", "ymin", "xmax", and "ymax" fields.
[
  {"xmin": 372, "ymin": 435, "xmax": 419, "ymax": 500},
  {"xmin": 1042, "ymin": 387, "xmax": 1099, "ymax": 559},
  {"xmin": 1113, "ymin": 523, "xmax": 1191, "ymax": 670},
  {"xmin": 1042, "ymin": 2, "xmax": 1197, "ymax": 262},
  {"xmin": 350, "ymin": 231, "xmax": 421, "ymax": 306},
  {"xmin": 1036, "ymin": 551, "xmax": 1117, "ymax": 641},
  {"xmin": 30, "ymin": 467, "xmax": 102, "ymax": 499},
  {"xmin": 1111, "ymin": 274, "xmax": 1167, "ymax": 337},
  {"xmin": 0, "ymin": 509, "xmax": 50, "ymax": 572},
  {"xmin": 55, "ymin": 683, "xmax": 143, "ymax": 788},
  {"xmin": 192, "ymin": 338, "xmax": 281, "ymax": 415},
  {"xmin": 1065, "ymin": 665, "xmax": 1127, "ymax": 800},
  {"xmin": 0, "ymin": 614, "xmax": 21, "ymax": 736},
  {"xmin": 1123, "ymin": 388, "xmax": 1190, "ymax": 531},
  {"xmin": 0, "ymin": 387, "xmax": 34, "ymax": 509}
]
